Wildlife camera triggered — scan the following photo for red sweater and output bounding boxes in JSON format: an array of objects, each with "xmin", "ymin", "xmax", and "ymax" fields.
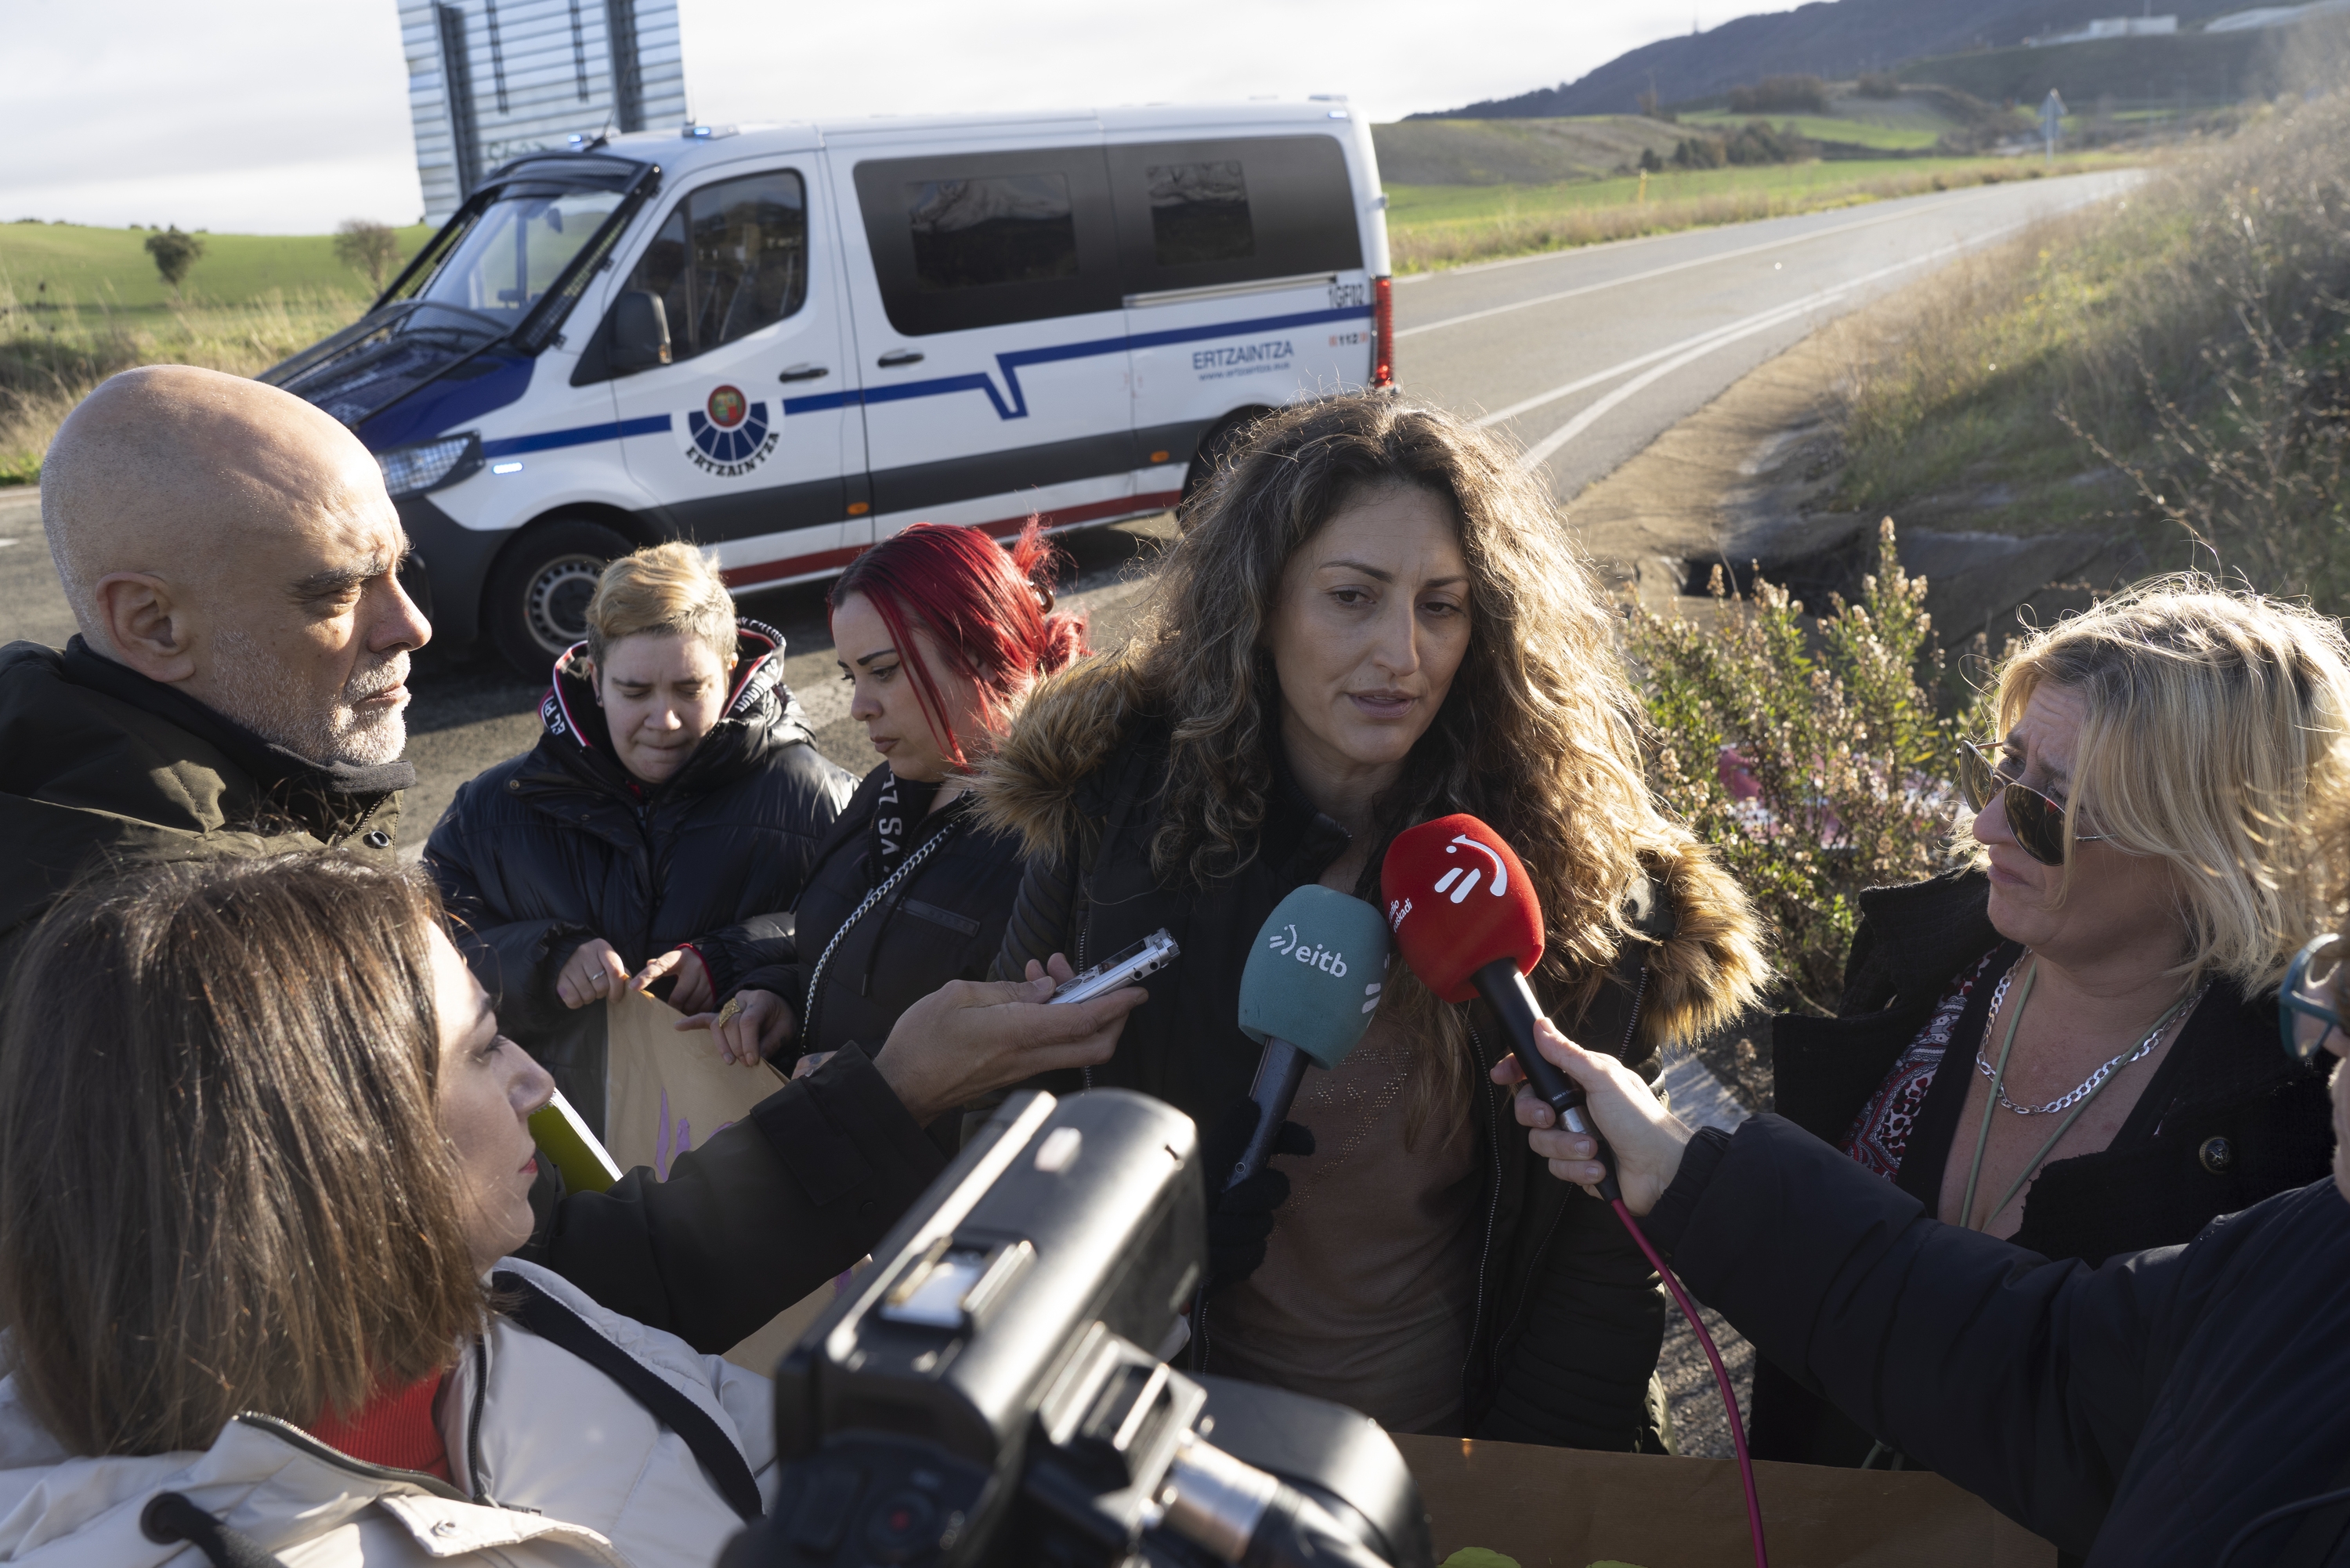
[{"xmin": 309, "ymin": 1373, "xmax": 451, "ymax": 1480}]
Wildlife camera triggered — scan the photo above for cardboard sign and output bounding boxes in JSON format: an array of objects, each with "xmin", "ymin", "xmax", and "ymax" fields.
[
  {"xmin": 604, "ymin": 986, "xmax": 850, "ymax": 1372},
  {"xmin": 604, "ymin": 985, "xmax": 786, "ymax": 1180},
  {"xmin": 1391, "ymin": 1434, "xmax": 2057, "ymax": 1568}
]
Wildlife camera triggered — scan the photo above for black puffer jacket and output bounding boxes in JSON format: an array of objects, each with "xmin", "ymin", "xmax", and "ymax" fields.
[
  {"xmin": 0, "ymin": 636, "xmax": 407, "ymax": 973},
  {"xmin": 694, "ymin": 761, "xmax": 1032, "ymax": 1076},
  {"xmin": 1651, "ymin": 1115, "xmax": 2350, "ymax": 1566},
  {"xmin": 1755, "ymin": 868, "xmax": 2337, "ymax": 1469},
  {"xmin": 424, "ymin": 623, "xmax": 854, "ymax": 1130},
  {"xmin": 975, "ymin": 660, "xmax": 1770, "ymax": 1451}
]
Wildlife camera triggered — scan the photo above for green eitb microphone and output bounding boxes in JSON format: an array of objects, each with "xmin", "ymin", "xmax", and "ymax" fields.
[{"xmin": 1227, "ymin": 885, "xmax": 1393, "ymax": 1191}]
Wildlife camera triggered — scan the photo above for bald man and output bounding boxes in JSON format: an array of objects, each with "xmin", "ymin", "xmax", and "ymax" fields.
[{"xmin": 0, "ymin": 364, "xmax": 429, "ymax": 956}]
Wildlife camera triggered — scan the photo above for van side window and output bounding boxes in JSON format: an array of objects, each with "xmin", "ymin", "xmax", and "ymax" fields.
[
  {"xmin": 619, "ymin": 168, "xmax": 808, "ymax": 363},
  {"xmin": 907, "ymin": 175, "xmax": 1079, "ymax": 291},
  {"xmin": 1109, "ymin": 136, "xmax": 1361, "ymax": 297},
  {"xmin": 1146, "ymin": 161, "xmax": 1253, "ymax": 266},
  {"xmin": 855, "ymin": 149, "xmax": 1121, "ymax": 337}
]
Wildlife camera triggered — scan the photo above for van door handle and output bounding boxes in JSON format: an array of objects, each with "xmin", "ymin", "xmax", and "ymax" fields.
[
  {"xmin": 877, "ymin": 349, "xmax": 925, "ymax": 367},
  {"xmin": 777, "ymin": 363, "xmax": 830, "ymax": 381}
]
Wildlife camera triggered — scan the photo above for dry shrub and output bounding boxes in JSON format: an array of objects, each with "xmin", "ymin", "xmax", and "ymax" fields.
[
  {"xmin": 0, "ymin": 280, "xmax": 363, "ymax": 485},
  {"xmin": 1832, "ymin": 84, "xmax": 2350, "ymax": 607}
]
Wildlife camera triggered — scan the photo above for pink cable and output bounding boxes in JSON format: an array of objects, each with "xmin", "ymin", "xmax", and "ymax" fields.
[{"xmin": 1611, "ymin": 1198, "xmax": 1770, "ymax": 1568}]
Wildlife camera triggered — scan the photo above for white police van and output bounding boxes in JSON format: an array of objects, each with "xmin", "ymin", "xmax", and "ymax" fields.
[{"xmin": 264, "ymin": 101, "xmax": 1393, "ymax": 674}]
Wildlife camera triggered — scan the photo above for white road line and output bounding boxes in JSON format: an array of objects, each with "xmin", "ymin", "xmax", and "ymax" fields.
[
  {"xmin": 1393, "ymin": 184, "xmax": 2010, "ymax": 341},
  {"xmin": 1514, "ymin": 221, "xmax": 2027, "ymax": 473}
]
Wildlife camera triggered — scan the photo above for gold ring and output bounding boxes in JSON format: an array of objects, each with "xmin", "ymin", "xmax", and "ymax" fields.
[{"xmin": 716, "ymin": 996, "xmax": 745, "ymax": 1028}]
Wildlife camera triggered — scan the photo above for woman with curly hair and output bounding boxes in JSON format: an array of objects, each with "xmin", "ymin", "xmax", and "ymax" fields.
[{"xmin": 978, "ymin": 392, "xmax": 1768, "ymax": 1447}]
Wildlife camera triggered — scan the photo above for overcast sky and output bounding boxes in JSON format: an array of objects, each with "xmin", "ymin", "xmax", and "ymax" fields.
[{"xmin": 0, "ymin": 1, "xmax": 1777, "ymax": 234}]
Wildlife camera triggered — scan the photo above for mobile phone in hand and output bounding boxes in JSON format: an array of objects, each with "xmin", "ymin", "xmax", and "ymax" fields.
[{"xmin": 1049, "ymin": 929, "xmax": 1179, "ymax": 1004}]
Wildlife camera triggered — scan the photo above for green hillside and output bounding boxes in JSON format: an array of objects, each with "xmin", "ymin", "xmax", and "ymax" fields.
[{"xmin": 0, "ymin": 221, "xmax": 433, "ymax": 314}]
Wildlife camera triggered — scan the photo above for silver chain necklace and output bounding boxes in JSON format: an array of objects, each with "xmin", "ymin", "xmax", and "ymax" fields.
[{"xmin": 1973, "ymin": 959, "xmax": 2207, "ymax": 1116}]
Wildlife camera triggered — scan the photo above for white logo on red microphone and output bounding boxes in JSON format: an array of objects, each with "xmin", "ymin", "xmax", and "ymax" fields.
[{"xmin": 1433, "ymin": 833, "xmax": 1509, "ymax": 902}]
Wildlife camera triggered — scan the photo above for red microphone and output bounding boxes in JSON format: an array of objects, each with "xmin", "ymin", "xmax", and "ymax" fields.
[{"xmin": 1379, "ymin": 814, "xmax": 1620, "ymax": 1201}]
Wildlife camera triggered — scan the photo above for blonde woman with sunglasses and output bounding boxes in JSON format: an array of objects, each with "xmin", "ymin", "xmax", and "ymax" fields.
[{"xmin": 1752, "ymin": 578, "xmax": 2350, "ymax": 1471}]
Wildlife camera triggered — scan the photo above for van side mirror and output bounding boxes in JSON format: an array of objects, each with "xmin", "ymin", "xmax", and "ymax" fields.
[{"xmin": 609, "ymin": 291, "xmax": 672, "ymax": 371}]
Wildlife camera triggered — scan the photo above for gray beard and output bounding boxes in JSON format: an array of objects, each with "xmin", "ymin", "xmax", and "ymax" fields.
[{"xmin": 208, "ymin": 630, "xmax": 410, "ymax": 768}]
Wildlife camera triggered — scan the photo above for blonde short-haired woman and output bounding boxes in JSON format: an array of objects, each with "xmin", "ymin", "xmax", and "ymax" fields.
[
  {"xmin": 1755, "ymin": 578, "xmax": 2350, "ymax": 1467},
  {"xmin": 424, "ymin": 541, "xmax": 854, "ymax": 1134}
]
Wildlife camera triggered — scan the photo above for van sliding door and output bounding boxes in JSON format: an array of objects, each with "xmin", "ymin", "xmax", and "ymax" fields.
[
  {"xmin": 833, "ymin": 135, "xmax": 1137, "ymax": 541},
  {"xmin": 1111, "ymin": 134, "xmax": 1371, "ymax": 482}
]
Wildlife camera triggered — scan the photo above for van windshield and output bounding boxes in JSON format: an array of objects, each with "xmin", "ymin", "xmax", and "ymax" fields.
[
  {"xmin": 418, "ymin": 189, "xmax": 629, "ymax": 326},
  {"xmin": 261, "ymin": 178, "xmax": 636, "ymax": 429}
]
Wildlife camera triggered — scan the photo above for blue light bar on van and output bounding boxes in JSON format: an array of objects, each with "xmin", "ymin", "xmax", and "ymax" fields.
[{"xmin": 378, "ymin": 432, "xmax": 483, "ymax": 499}]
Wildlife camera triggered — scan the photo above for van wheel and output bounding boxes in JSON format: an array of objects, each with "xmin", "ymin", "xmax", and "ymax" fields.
[
  {"xmin": 1180, "ymin": 408, "xmax": 1271, "ymax": 526},
  {"xmin": 486, "ymin": 519, "xmax": 634, "ymax": 677}
]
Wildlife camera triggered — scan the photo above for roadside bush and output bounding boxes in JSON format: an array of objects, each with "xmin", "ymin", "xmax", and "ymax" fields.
[
  {"xmin": 1728, "ymin": 74, "xmax": 1831, "ymax": 115},
  {"xmin": 1856, "ymin": 72, "xmax": 1902, "ymax": 99},
  {"xmin": 1628, "ymin": 519, "xmax": 1978, "ymax": 1014}
]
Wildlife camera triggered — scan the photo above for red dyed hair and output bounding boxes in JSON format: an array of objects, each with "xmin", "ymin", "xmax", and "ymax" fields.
[{"xmin": 830, "ymin": 521, "xmax": 1088, "ymax": 767}]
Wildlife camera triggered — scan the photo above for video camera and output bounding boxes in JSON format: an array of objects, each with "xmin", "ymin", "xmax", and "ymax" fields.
[{"xmin": 721, "ymin": 1089, "xmax": 1433, "ymax": 1568}]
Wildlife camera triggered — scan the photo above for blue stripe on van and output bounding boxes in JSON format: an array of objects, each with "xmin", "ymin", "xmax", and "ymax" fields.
[
  {"xmin": 477, "ymin": 304, "xmax": 1371, "ymax": 453},
  {"xmin": 480, "ymin": 415, "xmax": 671, "ymax": 458}
]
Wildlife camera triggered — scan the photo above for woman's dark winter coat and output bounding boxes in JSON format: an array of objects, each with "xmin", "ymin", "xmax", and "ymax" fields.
[
  {"xmin": 1652, "ymin": 1115, "xmax": 2350, "ymax": 1566},
  {"xmin": 424, "ymin": 623, "xmax": 855, "ymax": 1131},
  {"xmin": 694, "ymin": 761, "xmax": 1033, "ymax": 1075},
  {"xmin": 975, "ymin": 659, "xmax": 1770, "ymax": 1452},
  {"xmin": 1755, "ymin": 867, "xmax": 2337, "ymax": 1468}
]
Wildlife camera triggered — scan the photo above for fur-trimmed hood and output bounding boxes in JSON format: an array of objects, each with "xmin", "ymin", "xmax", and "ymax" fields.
[{"xmin": 978, "ymin": 656, "xmax": 1769, "ymax": 1057}]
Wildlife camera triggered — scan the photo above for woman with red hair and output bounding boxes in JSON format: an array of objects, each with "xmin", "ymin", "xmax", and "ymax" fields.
[{"xmin": 635, "ymin": 522, "xmax": 1086, "ymax": 1105}]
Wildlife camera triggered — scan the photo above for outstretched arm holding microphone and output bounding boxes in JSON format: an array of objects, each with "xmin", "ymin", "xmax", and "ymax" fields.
[{"xmin": 1495, "ymin": 963, "xmax": 2350, "ymax": 1568}]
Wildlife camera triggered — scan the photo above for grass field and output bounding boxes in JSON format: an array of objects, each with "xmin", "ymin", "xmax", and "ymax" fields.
[
  {"xmin": 0, "ymin": 221, "xmax": 431, "ymax": 319},
  {"xmin": 0, "ymin": 222, "xmax": 433, "ymax": 485},
  {"xmin": 1673, "ymin": 112, "xmax": 1947, "ymax": 152},
  {"xmin": 1385, "ymin": 151, "xmax": 2140, "ymax": 272}
]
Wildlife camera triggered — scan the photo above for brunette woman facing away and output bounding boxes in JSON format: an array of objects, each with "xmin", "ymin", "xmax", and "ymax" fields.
[
  {"xmin": 1752, "ymin": 582, "xmax": 2348, "ymax": 1476},
  {"xmin": 978, "ymin": 394, "xmax": 1768, "ymax": 1447},
  {"xmin": 425, "ymin": 542, "xmax": 853, "ymax": 1134},
  {"xmin": 635, "ymin": 522, "xmax": 1086, "ymax": 1100},
  {"xmin": 0, "ymin": 855, "xmax": 772, "ymax": 1567},
  {"xmin": 0, "ymin": 854, "xmax": 1142, "ymax": 1567}
]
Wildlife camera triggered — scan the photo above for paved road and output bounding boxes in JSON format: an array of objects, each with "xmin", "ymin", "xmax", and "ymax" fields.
[
  {"xmin": 0, "ymin": 169, "xmax": 2139, "ymax": 839},
  {"xmin": 1397, "ymin": 168, "xmax": 2140, "ymax": 499}
]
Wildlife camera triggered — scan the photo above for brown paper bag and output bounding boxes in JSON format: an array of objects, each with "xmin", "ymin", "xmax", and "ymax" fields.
[
  {"xmin": 1392, "ymin": 1434, "xmax": 2058, "ymax": 1568},
  {"xmin": 602, "ymin": 986, "xmax": 848, "ymax": 1373}
]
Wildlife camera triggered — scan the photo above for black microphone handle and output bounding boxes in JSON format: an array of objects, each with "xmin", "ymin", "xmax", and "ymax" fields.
[
  {"xmin": 1225, "ymin": 1038, "xmax": 1308, "ymax": 1192},
  {"xmin": 1470, "ymin": 956, "xmax": 1622, "ymax": 1203}
]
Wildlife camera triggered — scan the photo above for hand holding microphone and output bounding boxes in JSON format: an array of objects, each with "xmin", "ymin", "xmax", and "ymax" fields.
[
  {"xmin": 1381, "ymin": 814, "xmax": 1770, "ymax": 1568},
  {"xmin": 1495, "ymin": 1016, "xmax": 1695, "ymax": 1216},
  {"xmin": 1379, "ymin": 815, "xmax": 1625, "ymax": 1202}
]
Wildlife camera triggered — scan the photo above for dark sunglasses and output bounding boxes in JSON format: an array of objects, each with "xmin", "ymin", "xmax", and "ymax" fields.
[
  {"xmin": 1957, "ymin": 739, "xmax": 2107, "ymax": 867},
  {"xmin": 2281, "ymin": 933, "xmax": 2345, "ymax": 1064}
]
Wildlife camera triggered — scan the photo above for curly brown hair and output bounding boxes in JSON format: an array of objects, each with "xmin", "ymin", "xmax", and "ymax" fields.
[{"xmin": 1112, "ymin": 393, "xmax": 1755, "ymax": 1122}]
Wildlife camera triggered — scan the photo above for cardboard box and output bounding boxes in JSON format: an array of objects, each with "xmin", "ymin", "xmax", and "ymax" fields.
[{"xmin": 1391, "ymin": 1434, "xmax": 2058, "ymax": 1568}]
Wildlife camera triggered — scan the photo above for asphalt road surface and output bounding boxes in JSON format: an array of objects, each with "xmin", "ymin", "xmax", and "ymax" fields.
[{"xmin": 0, "ymin": 170, "xmax": 2139, "ymax": 837}]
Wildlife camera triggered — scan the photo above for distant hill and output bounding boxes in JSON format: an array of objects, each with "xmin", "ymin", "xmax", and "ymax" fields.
[{"xmin": 1422, "ymin": 0, "xmax": 2254, "ymax": 119}]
